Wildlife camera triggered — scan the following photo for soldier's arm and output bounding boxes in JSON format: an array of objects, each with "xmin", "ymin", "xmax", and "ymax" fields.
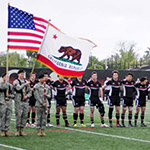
[
  {"xmin": 34, "ymin": 87, "xmax": 43, "ymax": 105},
  {"xmin": 13, "ymin": 80, "xmax": 26, "ymax": 91},
  {"xmin": 0, "ymin": 79, "xmax": 9, "ymax": 89}
]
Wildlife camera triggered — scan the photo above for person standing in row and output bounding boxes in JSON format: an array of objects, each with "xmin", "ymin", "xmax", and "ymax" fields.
[
  {"xmin": 26, "ymin": 72, "xmax": 39, "ymax": 127},
  {"xmin": 53, "ymin": 75, "xmax": 70, "ymax": 127},
  {"xmin": 88, "ymin": 71, "xmax": 108, "ymax": 127},
  {"xmin": 34, "ymin": 74, "xmax": 51, "ymax": 136},
  {"xmin": 71, "ymin": 76, "xmax": 87, "ymax": 127},
  {"xmin": 13, "ymin": 70, "xmax": 31, "ymax": 136}
]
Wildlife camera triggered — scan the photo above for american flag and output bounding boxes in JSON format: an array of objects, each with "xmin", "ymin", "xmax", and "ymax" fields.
[{"xmin": 8, "ymin": 6, "xmax": 49, "ymax": 52}]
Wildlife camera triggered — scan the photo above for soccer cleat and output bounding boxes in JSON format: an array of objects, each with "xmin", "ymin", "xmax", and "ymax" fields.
[
  {"xmin": 47, "ymin": 123, "xmax": 54, "ymax": 127},
  {"xmin": 80, "ymin": 124, "xmax": 86, "ymax": 127},
  {"xmin": 26, "ymin": 123, "xmax": 30, "ymax": 127},
  {"xmin": 91, "ymin": 123, "xmax": 95, "ymax": 127},
  {"xmin": 31, "ymin": 123, "xmax": 36, "ymax": 128},
  {"xmin": 122, "ymin": 124, "xmax": 126, "ymax": 127},
  {"xmin": 128, "ymin": 124, "xmax": 133, "ymax": 127},
  {"xmin": 101, "ymin": 124, "xmax": 109, "ymax": 128},
  {"xmin": 141, "ymin": 123, "xmax": 147, "ymax": 127},
  {"xmin": 73, "ymin": 124, "xmax": 77, "ymax": 127},
  {"xmin": 65, "ymin": 124, "xmax": 71, "ymax": 127},
  {"xmin": 116, "ymin": 124, "xmax": 122, "ymax": 127}
]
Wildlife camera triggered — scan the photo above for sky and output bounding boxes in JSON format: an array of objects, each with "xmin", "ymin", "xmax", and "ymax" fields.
[{"xmin": 0, "ymin": 0, "xmax": 150, "ymax": 60}]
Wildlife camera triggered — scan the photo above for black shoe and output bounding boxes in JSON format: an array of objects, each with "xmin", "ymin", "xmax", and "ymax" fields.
[
  {"xmin": 128, "ymin": 123, "xmax": 133, "ymax": 127},
  {"xmin": 122, "ymin": 124, "xmax": 126, "ymax": 127},
  {"xmin": 116, "ymin": 124, "xmax": 122, "ymax": 127},
  {"xmin": 109, "ymin": 123, "xmax": 113, "ymax": 128},
  {"xmin": 141, "ymin": 123, "xmax": 147, "ymax": 127}
]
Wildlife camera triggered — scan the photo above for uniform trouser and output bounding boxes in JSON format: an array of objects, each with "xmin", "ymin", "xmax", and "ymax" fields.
[
  {"xmin": 36, "ymin": 107, "xmax": 46, "ymax": 130},
  {"xmin": 15, "ymin": 101, "xmax": 29, "ymax": 128},
  {"xmin": 1, "ymin": 101, "xmax": 12, "ymax": 131}
]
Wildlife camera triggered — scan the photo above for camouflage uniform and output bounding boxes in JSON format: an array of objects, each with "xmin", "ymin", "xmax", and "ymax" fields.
[
  {"xmin": 34, "ymin": 82, "xmax": 51, "ymax": 130},
  {"xmin": 13, "ymin": 79, "xmax": 31, "ymax": 133},
  {"xmin": 1, "ymin": 84, "xmax": 14, "ymax": 133},
  {"xmin": 0, "ymin": 78, "xmax": 9, "ymax": 132}
]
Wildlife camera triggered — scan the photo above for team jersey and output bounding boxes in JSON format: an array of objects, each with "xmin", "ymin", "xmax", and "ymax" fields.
[
  {"xmin": 87, "ymin": 80, "xmax": 102, "ymax": 98},
  {"xmin": 71, "ymin": 78, "xmax": 87, "ymax": 97},
  {"xmin": 135, "ymin": 83, "xmax": 149, "ymax": 99},
  {"xmin": 121, "ymin": 80, "xmax": 136, "ymax": 98},
  {"xmin": 52, "ymin": 80, "xmax": 68, "ymax": 97},
  {"xmin": 106, "ymin": 79, "xmax": 121, "ymax": 96},
  {"xmin": 46, "ymin": 79, "xmax": 54, "ymax": 87}
]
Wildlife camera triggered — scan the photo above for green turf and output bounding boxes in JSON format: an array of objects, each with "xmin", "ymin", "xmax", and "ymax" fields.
[{"xmin": 1, "ymin": 100, "xmax": 150, "ymax": 150}]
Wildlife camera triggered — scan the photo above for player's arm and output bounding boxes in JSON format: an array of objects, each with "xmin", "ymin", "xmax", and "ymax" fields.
[{"xmin": 100, "ymin": 87, "xmax": 103, "ymax": 103}]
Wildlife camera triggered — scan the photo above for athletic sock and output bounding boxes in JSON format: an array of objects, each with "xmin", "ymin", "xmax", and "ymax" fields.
[
  {"xmin": 63, "ymin": 114, "xmax": 69, "ymax": 125},
  {"xmin": 80, "ymin": 113, "xmax": 84, "ymax": 124},
  {"xmin": 101, "ymin": 119, "xmax": 104, "ymax": 124},
  {"xmin": 141, "ymin": 113, "xmax": 144, "ymax": 124},
  {"xmin": 128, "ymin": 114, "xmax": 132, "ymax": 124},
  {"xmin": 27, "ymin": 112, "xmax": 30, "ymax": 123},
  {"xmin": 31, "ymin": 112, "xmax": 35, "ymax": 124},
  {"xmin": 134, "ymin": 113, "xmax": 138, "ymax": 125},
  {"xmin": 73, "ymin": 113, "xmax": 78, "ymax": 124},
  {"xmin": 121, "ymin": 113, "xmax": 125, "ymax": 125},
  {"xmin": 47, "ymin": 113, "xmax": 50, "ymax": 123},
  {"xmin": 116, "ymin": 113, "xmax": 120, "ymax": 124},
  {"xmin": 108, "ymin": 108, "xmax": 113, "ymax": 124},
  {"xmin": 56, "ymin": 113, "xmax": 60, "ymax": 125}
]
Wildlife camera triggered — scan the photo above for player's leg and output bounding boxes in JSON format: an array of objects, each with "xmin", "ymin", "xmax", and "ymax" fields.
[
  {"xmin": 62, "ymin": 106, "xmax": 70, "ymax": 127},
  {"xmin": 108, "ymin": 96, "xmax": 114, "ymax": 127},
  {"xmin": 56, "ymin": 106, "xmax": 61, "ymax": 126},
  {"xmin": 73, "ymin": 107, "xmax": 79, "ymax": 127},
  {"xmin": 134, "ymin": 107, "xmax": 140, "ymax": 127},
  {"xmin": 90, "ymin": 106, "xmax": 95, "ymax": 127},
  {"xmin": 26, "ymin": 106, "xmax": 31, "ymax": 127},
  {"xmin": 141, "ymin": 106, "xmax": 146, "ymax": 127},
  {"xmin": 128, "ymin": 106, "xmax": 133, "ymax": 127},
  {"xmin": 79, "ymin": 106, "xmax": 86, "ymax": 127},
  {"xmin": 31, "ymin": 106, "xmax": 36, "ymax": 127},
  {"xmin": 121, "ymin": 106, "xmax": 126, "ymax": 127},
  {"xmin": 115, "ymin": 106, "xmax": 121, "ymax": 127}
]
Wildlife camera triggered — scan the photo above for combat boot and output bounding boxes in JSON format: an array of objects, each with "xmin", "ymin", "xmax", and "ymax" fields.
[
  {"xmin": 1, "ymin": 131, "xmax": 5, "ymax": 137},
  {"xmin": 41, "ymin": 129, "xmax": 46, "ymax": 136},
  {"xmin": 20, "ymin": 128, "xmax": 27, "ymax": 136},
  {"xmin": 37, "ymin": 129, "xmax": 42, "ymax": 136},
  {"xmin": 5, "ymin": 131, "xmax": 11, "ymax": 137},
  {"xmin": 15, "ymin": 128, "xmax": 20, "ymax": 136}
]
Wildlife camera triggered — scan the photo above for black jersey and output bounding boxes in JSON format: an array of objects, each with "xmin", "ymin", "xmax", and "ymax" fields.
[
  {"xmin": 53, "ymin": 80, "xmax": 68, "ymax": 97},
  {"xmin": 121, "ymin": 80, "xmax": 136, "ymax": 98},
  {"xmin": 106, "ymin": 79, "xmax": 121, "ymax": 96},
  {"xmin": 46, "ymin": 79, "xmax": 53, "ymax": 87},
  {"xmin": 71, "ymin": 78, "xmax": 87, "ymax": 97},
  {"xmin": 87, "ymin": 80, "xmax": 102, "ymax": 98},
  {"xmin": 135, "ymin": 83, "xmax": 149, "ymax": 100}
]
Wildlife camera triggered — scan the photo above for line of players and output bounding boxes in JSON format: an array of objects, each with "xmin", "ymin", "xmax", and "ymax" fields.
[
  {"xmin": 27, "ymin": 70, "xmax": 149, "ymax": 128},
  {"xmin": 0, "ymin": 69, "xmax": 149, "ymax": 137}
]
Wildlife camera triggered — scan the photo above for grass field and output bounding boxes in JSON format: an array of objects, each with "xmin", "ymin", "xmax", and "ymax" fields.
[{"xmin": 1, "ymin": 100, "xmax": 150, "ymax": 150}]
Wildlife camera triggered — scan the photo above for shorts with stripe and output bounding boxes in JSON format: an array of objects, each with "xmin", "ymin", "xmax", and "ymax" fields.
[
  {"xmin": 122, "ymin": 97, "xmax": 133, "ymax": 107},
  {"xmin": 135, "ymin": 98, "xmax": 146, "ymax": 107},
  {"xmin": 54, "ymin": 96, "xmax": 67, "ymax": 107},
  {"xmin": 108, "ymin": 96, "xmax": 120, "ymax": 106},
  {"xmin": 72, "ymin": 96, "xmax": 85, "ymax": 107}
]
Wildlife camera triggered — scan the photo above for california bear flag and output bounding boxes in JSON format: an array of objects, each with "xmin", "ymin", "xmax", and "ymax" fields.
[{"xmin": 37, "ymin": 23, "xmax": 96, "ymax": 77}]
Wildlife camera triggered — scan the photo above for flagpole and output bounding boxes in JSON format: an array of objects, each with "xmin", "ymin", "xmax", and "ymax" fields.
[{"xmin": 24, "ymin": 20, "xmax": 50, "ymax": 97}]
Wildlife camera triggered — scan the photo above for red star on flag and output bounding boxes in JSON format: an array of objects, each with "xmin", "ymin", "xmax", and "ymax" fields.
[{"xmin": 53, "ymin": 34, "xmax": 58, "ymax": 39}]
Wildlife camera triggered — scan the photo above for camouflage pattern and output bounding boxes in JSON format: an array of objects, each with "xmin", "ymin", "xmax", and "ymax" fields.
[
  {"xmin": 34, "ymin": 82, "xmax": 51, "ymax": 129},
  {"xmin": 1, "ymin": 83, "xmax": 14, "ymax": 131},
  {"xmin": 13, "ymin": 79, "xmax": 31, "ymax": 128},
  {"xmin": 0, "ymin": 78, "xmax": 9, "ymax": 131}
]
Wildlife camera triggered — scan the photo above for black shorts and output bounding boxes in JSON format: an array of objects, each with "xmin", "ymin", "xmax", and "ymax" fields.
[
  {"xmin": 108, "ymin": 96, "xmax": 120, "ymax": 106},
  {"xmin": 135, "ymin": 98, "xmax": 146, "ymax": 107},
  {"xmin": 104, "ymin": 90, "xmax": 109, "ymax": 95},
  {"xmin": 72, "ymin": 96, "xmax": 85, "ymax": 107},
  {"xmin": 29, "ymin": 98, "xmax": 36, "ymax": 107},
  {"xmin": 122, "ymin": 97, "xmax": 133, "ymax": 107},
  {"xmin": 88, "ymin": 97, "xmax": 101, "ymax": 107},
  {"xmin": 55, "ymin": 96, "xmax": 67, "ymax": 107}
]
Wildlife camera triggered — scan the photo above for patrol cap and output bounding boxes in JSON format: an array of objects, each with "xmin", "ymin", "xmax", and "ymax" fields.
[
  {"xmin": 18, "ymin": 69, "xmax": 25, "ymax": 74},
  {"xmin": 39, "ymin": 74, "xmax": 44, "ymax": 79},
  {"xmin": 1, "ymin": 72, "xmax": 6, "ymax": 78}
]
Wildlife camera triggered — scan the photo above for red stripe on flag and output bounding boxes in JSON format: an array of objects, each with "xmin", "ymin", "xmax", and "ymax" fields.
[
  {"xmin": 37, "ymin": 54, "xmax": 84, "ymax": 77},
  {"xmin": 34, "ymin": 22, "xmax": 46, "ymax": 29},
  {"xmin": 33, "ymin": 16, "xmax": 49, "ymax": 24},
  {"xmin": 8, "ymin": 39, "xmax": 41, "ymax": 44},
  {"xmin": 8, "ymin": 45, "xmax": 39, "ymax": 51},
  {"xmin": 35, "ymin": 28, "xmax": 45, "ymax": 34},
  {"xmin": 8, "ymin": 32, "xmax": 43, "ymax": 39}
]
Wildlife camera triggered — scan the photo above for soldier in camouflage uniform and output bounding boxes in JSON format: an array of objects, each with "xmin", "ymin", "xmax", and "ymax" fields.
[
  {"xmin": 13, "ymin": 70, "xmax": 31, "ymax": 136},
  {"xmin": 34, "ymin": 74, "xmax": 51, "ymax": 136},
  {"xmin": 0, "ymin": 73, "xmax": 10, "ymax": 137}
]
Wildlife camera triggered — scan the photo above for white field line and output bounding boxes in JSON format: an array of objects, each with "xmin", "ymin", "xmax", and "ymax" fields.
[
  {"xmin": 0, "ymin": 144, "xmax": 27, "ymax": 150},
  {"xmin": 56, "ymin": 126, "xmax": 150, "ymax": 144}
]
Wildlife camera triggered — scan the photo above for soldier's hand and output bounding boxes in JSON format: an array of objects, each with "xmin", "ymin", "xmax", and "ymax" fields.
[
  {"xmin": 23, "ymin": 95, "xmax": 28, "ymax": 100},
  {"xmin": 43, "ymin": 103, "xmax": 46, "ymax": 107},
  {"xmin": 25, "ymin": 81, "xmax": 30, "ymax": 86}
]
